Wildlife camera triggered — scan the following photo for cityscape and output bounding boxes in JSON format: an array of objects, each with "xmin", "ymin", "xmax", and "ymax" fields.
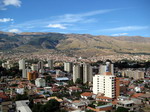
[{"xmin": 0, "ymin": 0, "xmax": 150, "ymax": 112}]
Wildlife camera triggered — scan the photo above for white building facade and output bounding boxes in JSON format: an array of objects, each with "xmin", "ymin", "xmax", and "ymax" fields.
[
  {"xmin": 35, "ymin": 78, "xmax": 46, "ymax": 87},
  {"xmin": 93, "ymin": 74, "xmax": 116, "ymax": 98}
]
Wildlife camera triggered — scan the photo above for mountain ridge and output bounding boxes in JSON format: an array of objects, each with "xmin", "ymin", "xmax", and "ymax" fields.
[{"xmin": 0, "ymin": 31, "xmax": 150, "ymax": 57}]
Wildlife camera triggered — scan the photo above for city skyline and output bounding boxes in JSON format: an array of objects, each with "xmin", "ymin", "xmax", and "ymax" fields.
[{"xmin": 0, "ymin": 0, "xmax": 150, "ymax": 37}]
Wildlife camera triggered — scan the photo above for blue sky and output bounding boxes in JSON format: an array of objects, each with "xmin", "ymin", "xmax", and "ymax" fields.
[{"xmin": 0, "ymin": 0, "xmax": 150, "ymax": 37}]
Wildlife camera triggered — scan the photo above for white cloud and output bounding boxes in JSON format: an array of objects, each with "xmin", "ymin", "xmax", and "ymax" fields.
[
  {"xmin": 3, "ymin": 0, "xmax": 21, "ymax": 7},
  {"xmin": 0, "ymin": 18, "xmax": 13, "ymax": 22},
  {"xmin": 53, "ymin": 9, "xmax": 115, "ymax": 24},
  {"xmin": 8, "ymin": 29, "xmax": 21, "ymax": 33},
  {"xmin": 2, "ymin": 9, "xmax": 116, "ymax": 31},
  {"xmin": 102, "ymin": 26, "xmax": 149, "ymax": 32},
  {"xmin": 112, "ymin": 33, "xmax": 128, "ymax": 36},
  {"xmin": 47, "ymin": 24, "xmax": 67, "ymax": 29}
]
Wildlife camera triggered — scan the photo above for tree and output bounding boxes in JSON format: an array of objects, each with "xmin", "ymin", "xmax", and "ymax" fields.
[
  {"xmin": 41, "ymin": 99, "xmax": 60, "ymax": 112},
  {"xmin": 75, "ymin": 78, "xmax": 83, "ymax": 84},
  {"xmin": 115, "ymin": 107, "xmax": 129, "ymax": 112},
  {"xmin": 85, "ymin": 110, "xmax": 95, "ymax": 112},
  {"xmin": 68, "ymin": 80, "xmax": 74, "ymax": 86},
  {"xmin": 45, "ymin": 75, "xmax": 53, "ymax": 83}
]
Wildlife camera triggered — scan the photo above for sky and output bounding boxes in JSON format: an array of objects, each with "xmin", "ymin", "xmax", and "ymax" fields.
[{"xmin": 0, "ymin": 0, "xmax": 150, "ymax": 37}]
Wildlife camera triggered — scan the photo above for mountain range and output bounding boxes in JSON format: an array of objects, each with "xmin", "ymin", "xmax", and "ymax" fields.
[{"xmin": 0, "ymin": 31, "xmax": 150, "ymax": 57}]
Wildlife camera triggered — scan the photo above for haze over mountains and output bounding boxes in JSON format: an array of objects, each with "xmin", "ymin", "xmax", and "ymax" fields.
[{"xmin": 0, "ymin": 31, "xmax": 150, "ymax": 57}]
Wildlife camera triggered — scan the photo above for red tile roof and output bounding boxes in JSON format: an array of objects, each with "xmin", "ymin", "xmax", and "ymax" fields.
[
  {"xmin": 132, "ymin": 93, "xmax": 144, "ymax": 98},
  {"xmin": 81, "ymin": 92, "xmax": 93, "ymax": 97},
  {"xmin": 97, "ymin": 96, "xmax": 112, "ymax": 100},
  {"xmin": 0, "ymin": 92, "xmax": 9, "ymax": 99}
]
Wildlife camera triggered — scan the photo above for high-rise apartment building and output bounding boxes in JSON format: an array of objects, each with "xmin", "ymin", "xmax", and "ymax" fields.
[
  {"xmin": 73, "ymin": 63, "xmax": 93, "ymax": 83},
  {"xmin": 19, "ymin": 59, "xmax": 25, "ymax": 70},
  {"xmin": 93, "ymin": 62, "xmax": 120, "ymax": 99},
  {"xmin": 38, "ymin": 61, "xmax": 44, "ymax": 70},
  {"xmin": 64, "ymin": 62, "xmax": 73, "ymax": 73},
  {"xmin": 48, "ymin": 60, "xmax": 54, "ymax": 70},
  {"xmin": 99, "ymin": 62, "xmax": 114, "ymax": 75},
  {"xmin": 22, "ymin": 67, "xmax": 31, "ymax": 78}
]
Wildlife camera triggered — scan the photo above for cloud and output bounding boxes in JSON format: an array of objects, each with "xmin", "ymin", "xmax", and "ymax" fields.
[
  {"xmin": 112, "ymin": 33, "xmax": 128, "ymax": 36},
  {"xmin": 2, "ymin": 9, "xmax": 116, "ymax": 31},
  {"xmin": 52, "ymin": 9, "xmax": 115, "ymax": 24},
  {"xmin": 47, "ymin": 24, "xmax": 67, "ymax": 29},
  {"xmin": 8, "ymin": 29, "xmax": 21, "ymax": 33},
  {"xmin": 0, "ymin": 18, "xmax": 13, "ymax": 22},
  {"xmin": 3, "ymin": 0, "xmax": 21, "ymax": 7},
  {"xmin": 101, "ymin": 26, "xmax": 149, "ymax": 32}
]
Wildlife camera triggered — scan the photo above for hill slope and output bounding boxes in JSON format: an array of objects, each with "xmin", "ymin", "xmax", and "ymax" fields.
[{"xmin": 0, "ymin": 31, "xmax": 150, "ymax": 56}]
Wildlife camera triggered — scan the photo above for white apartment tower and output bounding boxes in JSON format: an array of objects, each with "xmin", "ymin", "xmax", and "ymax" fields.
[
  {"xmin": 83, "ymin": 63, "xmax": 93, "ymax": 83},
  {"xmin": 73, "ymin": 63, "xmax": 93, "ymax": 83},
  {"xmin": 19, "ymin": 59, "xmax": 25, "ymax": 70},
  {"xmin": 48, "ymin": 60, "xmax": 54, "ymax": 70},
  {"xmin": 22, "ymin": 67, "xmax": 31, "ymax": 78},
  {"xmin": 64, "ymin": 62, "xmax": 73, "ymax": 73},
  {"xmin": 93, "ymin": 62, "xmax": 120, "ymax": 98},
  {"xmin": 99, "ymin": 62, "xmax": 114, "ymax": 75},
  {"xmin": 73, "ymin": 64, "xmax": 81, "ymax": 83}
]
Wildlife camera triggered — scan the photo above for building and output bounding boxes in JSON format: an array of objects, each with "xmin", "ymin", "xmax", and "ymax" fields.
[
  {"xmin": 35, "ymin": 78, "xmax": 46, "ymax": 87},
  {"xmin": 73, "ymin": 63, "xmax": 93, "ymax": 83},
  {"xmin": 15, "ymin": 100, "xmax": 32, "ymax": 112},
  {"xmin": 27, "ymin": 71, "xmax": 38, "ymax": 80},
  {"xmin": 31, "ymin": 64, "xmax": 38, "ymax": 71},
  {"xmin": 19, "ymin": 59, "xmax": 25, "ymax": 70},
  {"xmin": 48, "ymin": 60, "xmax": 54, "ymax": 70},
  {"xmin": 64, "ymin": 62, "xmax": 73, "ymax": 73},
  {"xmin": 22, "ymin": 67, "xmax": 31, "ymax": 78},
  {"xmin": 93, "ymin": 62, "xmax": 120, "ymax": 99},
  {"xmin": 73, "ymin": 63, "xmax": 81, "ymax": 83},
  {"xmin": 99, "ymin": 61, "xmax": 114, "ymax": 75},
  {"xmin": 122, "ymin": 70, "xmax": 145, "ymax": 79},
  {"xmin": 38, "ymin": 61, "xmax": 44, "ymax": 71}
]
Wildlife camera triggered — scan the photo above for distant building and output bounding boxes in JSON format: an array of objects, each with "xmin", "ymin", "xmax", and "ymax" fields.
[
  {"xmin": 23, "ymin": 67, "xmax": 31, "ymax": 78},
  {"xmin": 122, "ymin": 70, "xmax": 145, "ymax": 79},
  {"xmin": 27, "ymin": 71, "xmax": 38, "ymax": 80},
  {"xmin": 48, "ymin": 60, "xmax": 54, "ymax": 70},
  {"xmin": 35, "ymin": 78, "xmax": 46, "ymax": 87},
  {"xmin": 38, "ymin": 61, "xmax": 44, "ymax": 71},
  {"xmin": 19, "ymin": 59, "xmax": 25, "ymax": 70},
  {"xmin": 16, "ymin": 88, "xmax": 24, "ymax": 95},
  {"xmin": 99, "ymin": 61, "xmax": 114, "ymax": 75},
  {"xmin": 64, "ymin": 62, "xmax": 73, "ymax": 73},
  {"xmin": 73, "ymin": 62, "xmax": 93, "ymax": 83},
  {"xmin": 31, "ymin": 64, "xmax": 38, "ymax": 71}
]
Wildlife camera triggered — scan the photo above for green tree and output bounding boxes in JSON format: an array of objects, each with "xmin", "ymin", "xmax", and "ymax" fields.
[
  {"xmin": 115, "ymin": 107, "xmax": 129, "ymax": 112},
  {"xmin": 45, "ymin": 75, "xmax": 53, "ymax": 83},
  {"xmin": 85, "ymin": 110, "xmax": 95, "ymax": 112},
  {"xmin": 41, "ymin": 99, "xmax": 60, "ymax": 112},
  {"xmin": 68, "ymin": 80, "xmax": 74, "ymax": 86},
  {"xmin": 75, "ymin": 78, "xmax": 83, "ymax": 84}
]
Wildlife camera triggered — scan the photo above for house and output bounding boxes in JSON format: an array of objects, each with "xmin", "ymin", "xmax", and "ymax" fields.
[
  {"xmin": 1, "ymin": 101, "xmax": 14, "ymax": 112},
  {"xmin": 87, "ymin": 103, "xmax": 113, "ymax": 112},
  {"xmin": 47, "ymin": 96, "xmax": 63, "ymax": 102},
  {"xmin": 35, "ymin": 78, "xmax": 46, "ymax": 87},
  {"xmin": 0, "ymin": 92, "xmax": 9, "ymax": 102},
  {"xmin": 68, "ymin": 86, "xmax": 82, "ymax": 94},
  {"xmin": 96, "ymin": 96, "xmax": 112, "ymax": 102},
  {"xmin": 16, "ymin": 88, "xmax": 24, "ymax": 95},
  {"xmin": 80, "ymin": 92, "xmax": 93, "ymax": 99},
  {"xmin": 71, "ymin": 100, "xmax": 86, "ymax": 110}
]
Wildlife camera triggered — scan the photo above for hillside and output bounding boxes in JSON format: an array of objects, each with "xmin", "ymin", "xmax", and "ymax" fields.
[{"xmin": 0, "ymin": 31, "xmax": 150, "ymax": 57}]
